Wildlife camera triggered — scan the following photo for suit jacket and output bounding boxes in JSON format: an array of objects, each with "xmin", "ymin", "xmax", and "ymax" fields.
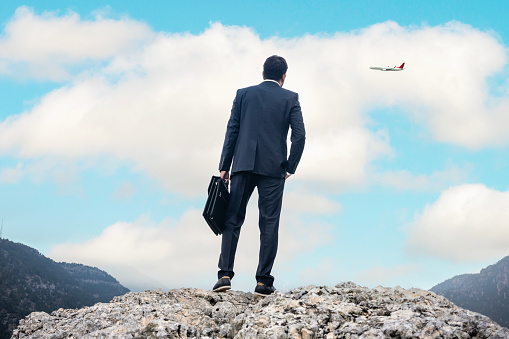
[{"xmin": 219, "ymin": 81, "xmax": 305, "ymax": 178}]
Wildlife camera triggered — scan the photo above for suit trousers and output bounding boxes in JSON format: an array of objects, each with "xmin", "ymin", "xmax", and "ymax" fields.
[{"xmin": 218, "ymin": 171, "xmax": 285, "ymax": 286}]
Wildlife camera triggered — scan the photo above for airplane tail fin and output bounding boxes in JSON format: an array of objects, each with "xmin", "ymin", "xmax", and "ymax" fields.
[{"xmin": 397, "ymin": 62, "xmax": 405, "ymax": 69}]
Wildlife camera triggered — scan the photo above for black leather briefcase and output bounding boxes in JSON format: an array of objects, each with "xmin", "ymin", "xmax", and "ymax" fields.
[{"xmin": 203, "ymin": 176, "xmax": 230, "ymax": 235}]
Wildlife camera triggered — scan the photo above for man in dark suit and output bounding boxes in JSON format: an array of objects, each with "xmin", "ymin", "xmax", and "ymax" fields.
[{"xmin": 213, "ymin": 55, "xmax": 305, "ymax": 296}]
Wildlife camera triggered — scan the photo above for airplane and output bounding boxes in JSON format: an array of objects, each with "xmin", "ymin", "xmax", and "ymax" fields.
[{"xmin": 370, "ymin": 62, "xmax": 405, "ymax": 71}]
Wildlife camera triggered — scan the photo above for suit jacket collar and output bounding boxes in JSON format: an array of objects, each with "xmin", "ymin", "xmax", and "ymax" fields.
[{"xmin": 259, "ymin": 80, "xmax": 281, "ymax": 88}]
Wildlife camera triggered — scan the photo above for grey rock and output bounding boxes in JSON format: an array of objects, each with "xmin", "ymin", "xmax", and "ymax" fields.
[{"xmin": 12, "ymin": 283, "xmax": 509, "ymax": 338}]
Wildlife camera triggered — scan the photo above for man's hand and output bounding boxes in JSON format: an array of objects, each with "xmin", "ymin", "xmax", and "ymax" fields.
[
  {"xmin": 285, "ymin": 173, "xmax": 292, "ymax": 180},
  {"xmin": 221, "ymin": 171, "xmax": 230, "ymax": 188}
]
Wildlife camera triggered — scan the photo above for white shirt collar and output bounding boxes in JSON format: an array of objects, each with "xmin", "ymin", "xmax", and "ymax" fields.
[{"xmin": 263, "ymin": 79, "xmax": 281, "ymax": 86}]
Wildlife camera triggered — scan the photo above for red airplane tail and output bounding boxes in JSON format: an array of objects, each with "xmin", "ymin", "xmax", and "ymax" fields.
[{"xmin": 397, "ymin": 62, "xmax": 405, "ymax": 69}]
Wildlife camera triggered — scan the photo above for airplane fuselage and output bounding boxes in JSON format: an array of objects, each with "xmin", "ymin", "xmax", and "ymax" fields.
[
  {"xmin": 370, "ymin": 63, "xmax": 405, "ymax": 71},
  {"xmin": 369, "ymin": 67, "xmax": 404, "ymax": 71}
]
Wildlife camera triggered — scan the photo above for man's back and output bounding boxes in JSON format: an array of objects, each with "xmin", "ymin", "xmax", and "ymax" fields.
[{"xmin": 219, "ymin": 81, "xmax": 305, "ymax": 178}]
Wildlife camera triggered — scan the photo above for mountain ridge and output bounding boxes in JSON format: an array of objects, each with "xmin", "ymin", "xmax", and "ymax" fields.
[
  {"xmin": 0, "ymin": 238, "xmax": 129, "ymax": 339},
  {"xmin": 430, "ymin": 255, "xmax": 509, "ymax": 328}
]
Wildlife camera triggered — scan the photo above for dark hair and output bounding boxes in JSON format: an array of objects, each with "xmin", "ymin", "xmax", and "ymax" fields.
[{"xmin": 263, "ymin": 55, "xmax": 288, "ymax": 81}]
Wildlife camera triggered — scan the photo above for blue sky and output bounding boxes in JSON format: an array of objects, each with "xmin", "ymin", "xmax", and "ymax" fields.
[{"xmin": 1, "ymin": 0, "xmax": 509, "ymax": 292}]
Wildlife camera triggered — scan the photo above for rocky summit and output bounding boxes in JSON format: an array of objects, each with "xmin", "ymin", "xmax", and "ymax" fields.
[{"xmin": 12, "ymin": 282, "xmax": 509, "ymax": 338}]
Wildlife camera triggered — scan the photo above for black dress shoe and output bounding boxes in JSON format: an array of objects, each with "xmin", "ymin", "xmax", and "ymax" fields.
[
  {"xmin": 212, "ymin": 277, "xmax": 231, "ymax": 292},
  {"xmin": 254, "ymin": 283, "xmax": 276, "ymax": 297}
]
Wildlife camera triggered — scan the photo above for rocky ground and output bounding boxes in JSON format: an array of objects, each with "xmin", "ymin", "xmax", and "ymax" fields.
[{"xmin": 12, "ymin": 282, "xmax": 509, "ymax": 338}]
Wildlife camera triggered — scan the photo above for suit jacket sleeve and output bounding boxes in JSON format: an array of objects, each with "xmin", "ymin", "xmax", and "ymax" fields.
[
  {"xmin": 286, "ymin": 94, "xmax": 306, "ymax": 174},
  {"xmin": 218, "ymin": 92, "xmax": 241, "ymax": 171}
]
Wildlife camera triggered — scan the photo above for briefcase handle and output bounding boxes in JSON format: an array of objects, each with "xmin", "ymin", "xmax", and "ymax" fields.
[{"xmin": 208, "ymin": 176, "xmax": 229, "ymax": 195}]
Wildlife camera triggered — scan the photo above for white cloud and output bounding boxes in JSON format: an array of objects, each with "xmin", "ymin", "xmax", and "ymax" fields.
[
  {"xmin": 0, "ymin": 10, "xmax": 508, "ymax": 196},
  {"xmin": 406, "ymin": 184, "xmax": 509, "ymax": 262},
  {"xmin": 297, "ymin": 127, "xmax": 392, "ymax": 190},
  {"xmin": 0, "ymin": 159, "xmax": 80, "ymax": 186},
  {"xmin": 47, "ymin": 204, "xmax": 334, "ymax": 291},
  {"xmin": 283, "ymin": 189, "xmax": 341, "ymax": 215},
  {"xmin": 0, "ymin": 6, "xmax": 153, "ymax": 80},
  {"xmin": 111, "ymin": 181, "xmax": 135, "ymax": 200},
  {"xmin": 0, "ymin": 162, "xmax": 24, "ymax": 183},
  {"xmin": 373, "ymin": 164, "xmax": 470, "ymax": 192}
]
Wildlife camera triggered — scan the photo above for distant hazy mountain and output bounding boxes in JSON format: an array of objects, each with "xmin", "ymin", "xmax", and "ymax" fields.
[
  {"xmin": 0, "ymin": 238, "xmax": 129, "ymax": 339},
  {"xmin": 430, "ymin": 255, "xmax": 509, "ymax": 328}
]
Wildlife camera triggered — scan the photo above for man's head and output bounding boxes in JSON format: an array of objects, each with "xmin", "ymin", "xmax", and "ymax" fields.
[{"xmin": 263, "ymin": 55, "xmax": 288, "ymax": 84}]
